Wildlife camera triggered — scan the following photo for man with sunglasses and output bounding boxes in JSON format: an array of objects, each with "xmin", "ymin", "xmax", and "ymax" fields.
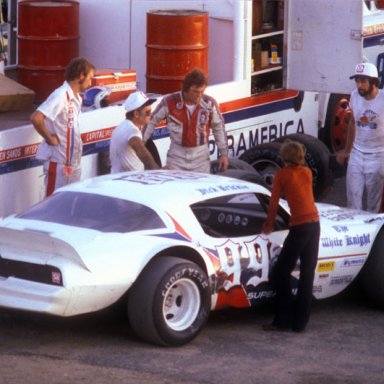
[
  {"xmin": 336, "ymin": 62, "xmax": 384, "ymax": 212},
  {"xmin": 110, "ymin": 91, "xmax": 160, "ymax": 173}
]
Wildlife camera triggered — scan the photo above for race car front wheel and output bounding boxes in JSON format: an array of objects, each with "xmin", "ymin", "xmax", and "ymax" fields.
[
  {"xmin": 127, "ymin": 256, "xmax": 211, "ymax": 346},
  {"xmin": 360, "ymin": 228, "xmax": 384, "ymax": 309}
]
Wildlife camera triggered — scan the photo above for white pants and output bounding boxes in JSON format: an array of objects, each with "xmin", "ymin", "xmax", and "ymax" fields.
[
  {"xmin": 346, "ymin": 148, "xmax": 384, "ymax": 212},
  {"xmin": 43, "ymin": 161, "xmax": 81, "ymax": 196},
  {"xmin": 167, "ymin": 143, "xmax": 210, "ymax": 173}
]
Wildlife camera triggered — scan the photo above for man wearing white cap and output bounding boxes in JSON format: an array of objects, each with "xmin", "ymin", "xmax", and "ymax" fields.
[
  {"xmin": 336, "ymin": 62, "xmax": 384, "ymax": 212},
  {"xmin": 109, "ymin": 91, "xmax": 160, "ymax": 173}
]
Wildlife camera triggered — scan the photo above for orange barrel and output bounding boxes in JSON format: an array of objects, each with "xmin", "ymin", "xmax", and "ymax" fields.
[
  {"xmin": 146, "ymin": 9, "xmax": 208, "ymax": 94},
  {"xmin": 17, "ymin": 0, "xmax": 79, "ymax": 102}
]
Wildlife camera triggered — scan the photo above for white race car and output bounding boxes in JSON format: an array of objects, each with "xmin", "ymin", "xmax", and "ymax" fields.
[{"xmin": 0, "ymin": 170, "xmax": 383, "ymax": 346}]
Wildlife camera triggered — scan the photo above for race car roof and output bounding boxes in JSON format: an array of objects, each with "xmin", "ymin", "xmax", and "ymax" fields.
[{"xmin": 60, "ymin": 170, "xmax": 268, "ymax": 207}]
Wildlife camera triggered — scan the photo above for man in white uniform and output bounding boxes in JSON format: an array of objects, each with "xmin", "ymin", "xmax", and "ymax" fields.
[
  {"xmin": 31, "ymin": 57, "xmax": 95, "ymax": 196},
  {"xmin": 337, "ymin": 62, "xmax": 384, "ymax": 212},
  {"xmin": 110, "ymin": 91, "xmax": 160, "ymax": 173}
]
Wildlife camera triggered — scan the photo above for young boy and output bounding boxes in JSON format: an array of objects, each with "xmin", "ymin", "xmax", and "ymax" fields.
[{"xmin": 262, "ymin": 140, "xmax": 320, "ymax": 332}]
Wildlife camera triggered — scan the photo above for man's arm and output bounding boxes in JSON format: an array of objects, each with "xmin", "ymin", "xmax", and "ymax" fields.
[
  {"xmin": 210, "ymin": 99, "xmax": 229, "ymax": 171},
  {"xmin": 129, "ymin": 136, "xmax": 160, "ymax": 170},
  {"xmin": 30, "ymin": 110, "xmax": 59, "ymax": 146},
  {"xmin": 336, "ymin": 113, "xmax": 356, "ymax": 165},
  {"xmin": 142, "ymin": 98, "xmax": 168, "ymax": 143}
]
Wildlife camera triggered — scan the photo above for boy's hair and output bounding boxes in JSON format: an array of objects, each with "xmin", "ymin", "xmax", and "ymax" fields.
[
  {"xmin": 182, "ymin": 68, "xmax": 208, "ymax": 93},
  {"xmin": 280, "ymin": 140, "xmax": 306, "ymax": 166},
  {"xmin": 65, "ymin": 57, "xmax": 95, "ymax": 82}
]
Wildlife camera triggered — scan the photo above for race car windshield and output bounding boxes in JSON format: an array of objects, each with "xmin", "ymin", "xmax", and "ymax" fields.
[{"xmin": 18, "ymin": 192, "xmax": 166, "ymax": 233}]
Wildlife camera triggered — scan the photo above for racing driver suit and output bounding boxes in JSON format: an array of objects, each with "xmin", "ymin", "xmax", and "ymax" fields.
[{"xmin": 143, "ymin": 91, "xmax": 228, "ymax": 173}]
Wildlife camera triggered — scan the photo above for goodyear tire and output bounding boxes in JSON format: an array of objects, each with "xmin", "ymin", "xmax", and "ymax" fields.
[
  {"xmin": 239, "ymin": 142, "xmax": 283, "ymax": 191},
  {"xmin": 218, "ymin": 169, "xmax": 269, "ymax": 189},
  {"xmin": 359, "ymin": 228, "xmax": 384, "ymax": 309},
  {"xmin": 211, "ymin": 157, "xmax": 257, "ymax": 174},
  {"xmin": 275, "ymin": 133, "xmax": 333, "ymax": 199},
  {"xmin": 127, "ymin": 256, "xmax": 211, "ymax": 346}
]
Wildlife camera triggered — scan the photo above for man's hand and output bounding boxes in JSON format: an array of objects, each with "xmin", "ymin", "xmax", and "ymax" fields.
[
  {"xmin": 262, "ymin": 221, "xmax": 273, "ymax": 235},
  {"xmin": 219, "ymin": 154, "xmax": 229, "ymax": 172},
  {"xmin": 336, "ymin": 151, "xmax": 349, "ymax": 166}
]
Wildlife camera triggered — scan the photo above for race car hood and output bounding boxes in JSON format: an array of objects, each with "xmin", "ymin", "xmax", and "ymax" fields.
[{"xmin": 316, "ymin": 202, "xmax": 384, "ymax": 226}]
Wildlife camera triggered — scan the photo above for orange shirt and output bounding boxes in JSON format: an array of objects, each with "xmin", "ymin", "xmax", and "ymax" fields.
[{"xmin": 266, "ymin": 165, "xmax": 319, "ymax": 227}]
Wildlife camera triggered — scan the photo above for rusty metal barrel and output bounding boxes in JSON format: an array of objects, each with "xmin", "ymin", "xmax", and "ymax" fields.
[
  {"xmin": 17, "ymin": 0, "xmax": 80, "ymax": 102},
  {"xmin": 146, "ymin": 9, "xmax": 208, "ymax": 94}
]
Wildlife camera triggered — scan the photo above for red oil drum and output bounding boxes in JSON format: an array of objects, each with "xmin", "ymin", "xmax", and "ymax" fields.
[
  {"xmin": 146, "ymin": 9, "xmax": 208, "ymax": 94},
  {"xmin": 17, "ymin": 0, "xmax": 79, "ymax": 102}
]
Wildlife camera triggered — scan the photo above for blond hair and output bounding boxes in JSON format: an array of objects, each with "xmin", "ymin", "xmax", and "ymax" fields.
[{"xmin": 280, "ymin": 140, "xmax": 306, "ymax": 166}]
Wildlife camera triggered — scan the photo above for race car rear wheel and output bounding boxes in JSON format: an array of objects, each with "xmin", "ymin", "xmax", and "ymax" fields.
[
  {"xmin": 217, "ymin": 169, "xmax": 269, "ymax": 189},
  {"xmin": 239, "ymin": 141, "xmax": 283, "ymax": 190},
  {"xmin": 360, "ymin": 228, "xmax": 384, "ymax": 309},
  {"xmin": 275, "ymin": 133, "xmax": 334, "ymax": 200},
  {"xmin": 210, "ymin": 157, "xmax": 257, "ymax": 174},
  {"xmin": 127, "ymin": 256, "xmax": 211, "ymax": 346}
]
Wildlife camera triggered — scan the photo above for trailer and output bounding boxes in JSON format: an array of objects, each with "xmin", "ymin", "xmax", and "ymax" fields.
[{"xmin": 0, "ymin": 0, "xmax": 384, "ymax": 218}]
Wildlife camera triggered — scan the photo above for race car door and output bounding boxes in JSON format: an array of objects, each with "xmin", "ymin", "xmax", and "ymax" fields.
[{"xmin": 286, "ymin": 0, "xmax": 362, "ymax": 95}]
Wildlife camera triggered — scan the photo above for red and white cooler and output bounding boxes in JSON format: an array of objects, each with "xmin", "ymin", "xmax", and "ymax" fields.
[{"xmin": 92, "ymin": 69, "xmax": 136, "ymax": 104}]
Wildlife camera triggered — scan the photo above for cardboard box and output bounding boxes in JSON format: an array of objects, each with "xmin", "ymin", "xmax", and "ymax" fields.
[
  {"xmin": 253, "ymin": 50, "xmax": 269, "ymax": 69},
  {"xmin": 92, "ymin": 69, "xmax": 136, "ymax": 104},
  {"xmin": 0, "ymin": 74, "xmax": 35, "ymax": 112}
]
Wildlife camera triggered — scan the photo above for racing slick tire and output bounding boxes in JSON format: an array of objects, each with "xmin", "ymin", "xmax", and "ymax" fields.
[
  {"xmin": 210, "ymin": 157, "xmax": 257, "ymax": 174},
  {"xmin": 218, "ymin": 169, "xmax": 269, "ymax": 189},
  {"xmin": 239, "ymin": 141, "xmax": 283, "ymax": 191},
  {"xmin": 359, "ymin": 228, "xmax": 384, "ymax": 309},
  {"xmin": 127, "ymin": 256, "xmax": 211, "ymax": 346},
  {"xmin": 275, "ymin": 133, "xmax": 334, "ymax": 199}
]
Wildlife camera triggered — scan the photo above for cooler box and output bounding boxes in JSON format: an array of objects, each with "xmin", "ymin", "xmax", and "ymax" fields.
[{"xmin": 92, "ymin": 69, "xmax": 136, "ymax": 104}]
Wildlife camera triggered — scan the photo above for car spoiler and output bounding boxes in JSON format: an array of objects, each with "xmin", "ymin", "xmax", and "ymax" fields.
[{"xmin": 0, "ymin": 226, "xmax": 90, "ymax": 271}]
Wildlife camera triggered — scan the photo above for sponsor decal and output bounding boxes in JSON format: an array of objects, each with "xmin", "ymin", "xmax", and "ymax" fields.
[
  {"xmin": 247, "ymin": 288, "xmax": 275, "ymax": 301},
  {"xmin": 106, "ymin": 81, "xmax": 136, "ymax": 93},
  {"xmin": 313, "ymin": 285, "xmax": 322, "ymax": 293},
  {"xmin": 319, "ymin": 273, "xmax": 329, "ymax": 279},
  {"xmin": 317, "ymin": 261, "xmax": 335, "ymax": 272},
  {"xmin": 0, "ymin": 143, "xmax": 40, "ymax": 164},
  {"xmin": 319, "ymin": 210, "xmax": 359, "ymax": 221},
  {"xmin": 330, "ymin": 275, "xmax": 353, "ymax": 286},
  {"xmin": 341, "ymin": 257, "xmax": 366, "ymax": 268},
  {"xmin": 363, "ymin": 23, "xmax": 384, "ymax": 36},
  {"xmin": 345, "ymin": 233, "xmax": 370, "ymax": 247},
  {"xmin": 210, "ymin": 119, "xmax": 305, "ymax": 158},
  {"xmin": 332, "ymin": 225, "xmax": 349, "ymax": 233},
  {"xmin": 197, "ymin": 184, "xmax": 250, "ymax": 196},
  {"xmin": 81, "ymin": 127, "xmax": 114, "ymax": 144},
  {"xmin": 321, "ymin": 237, "xmax": 343, "ymax": 248},
  {"xmin": 118, "ymin": 170, "xmax": 206, "ymax": 185}
]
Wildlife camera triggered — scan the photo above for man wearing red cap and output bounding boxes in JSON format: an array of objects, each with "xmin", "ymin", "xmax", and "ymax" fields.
[
  {"xmin": 337, "ymin": 62, "xmax": 384, "ymax": 212},
  {"xmin": 109, "ymin": 91, "xmax": 160, "ymax": 173}
]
